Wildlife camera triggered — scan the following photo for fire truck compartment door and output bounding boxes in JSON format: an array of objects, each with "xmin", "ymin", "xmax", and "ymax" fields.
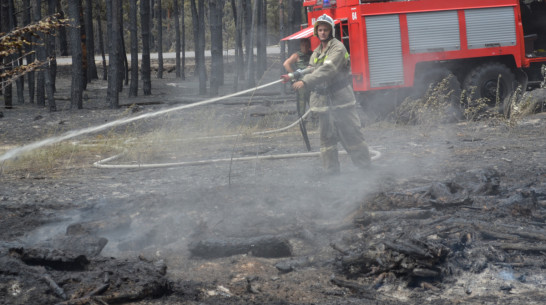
[
  {"xmin": 465, "ymin": 7, "xmax": 517, "ymax": 49},
  {"xmin": 407, "ymin": 10, "xmax": 460, "ymax": 53},
  {"xmin": 366, "ymin": 14, "xmax": 404, "ymax": 88}
]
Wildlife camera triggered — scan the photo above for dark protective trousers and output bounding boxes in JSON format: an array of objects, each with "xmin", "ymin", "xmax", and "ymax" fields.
[{"xmin": 318, "ymin": 105, "xmax": 371, "ymax": 173}]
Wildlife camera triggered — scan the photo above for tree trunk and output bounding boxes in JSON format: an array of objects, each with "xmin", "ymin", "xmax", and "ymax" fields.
[
  {"xmin": 84, "ymin": 0, "xmax": 98, "ymax": 80},
  {"xmin": 256, "ymin": 0, "xmax": 267, "ymax": 79},
  {"xmin": 141, "ymin": 0, "xmax": 152, "ymax": 95},
  {"xmin": 107, "ymin": 0, "xmax": 120, "ymax": 108},
  {"xmin": 232, "ymin": 0, "xmax": 245, "ymax": 85},
  {"xmin": 23, "ymin": 0, "xmax": 34, "ymax": 104},
  {"xmin": 9, "ymin": 0, "xmax": 24, "ymax": 104},
  {"xmin": 57, "ymin": 1, "xmax": 68, "ymax": 56},
  {"xmin": 0, "ymin": 0, "xmax": 12, "ymax": 108},
  {"xmin": 42, "ymin": 0, "xmax": 56, "ymax": 111},
  {"xmin": 68, "ymin": 0, "xmax": 84, "ymax": 109},
  {"xmin": 209, "ymin": 0, "xmax": 224, "ymax": 96},
  {"xmin": 173, "ymin": 0, "xmax": 181, "ymax": 78},
  {"xmin": 181, "ymin": 0, "xmax": 186, "ymax": 80},
  {"xmin": 191, "ymin": 0, "xmax": 207, "ymax": 95},
  {"xmin": 95, "ymin": 1, "xmax": 106, "ymax": 80},
  {"xmin": 287, "ymin": 0, "xmax": 303, "ymax": 54},
  {"xmin": 198, "ymin": 0, "xmax": 206, "ymax": 94},
  {"xmin": 245, "ymin": 0, "xmax": 256, "ymax": 88},
  {"xmin": 129, "ymin": 0, "xmax": 138, "ymax": 97},
  {"xmin": 156, "ymin": 0, "xmax": 163, "ymax": 78},
  {"xmin": 47, "ymin": 0, "xmax": 58, "ymax": 93},
  {"xmin": 34, "ymin": 0, "xmax": 45, "ymax": 107},
  {"xmin": 279, "ymin": 0, "xmax": 286, "ymax": 95},
  {"xmin": 118, "ymin": 4, "xmax": 127, "ymax": 90},
  {"xmin": 80, "ymin": 2, "xmax": 88, "ymax": 89},
  {"xmin": 190, "ymin": 0, "xmax": 198, "ymax": 77},
  {"xmin": 231, "ymin": 0, "xmax": 244, "ymax": 88}
]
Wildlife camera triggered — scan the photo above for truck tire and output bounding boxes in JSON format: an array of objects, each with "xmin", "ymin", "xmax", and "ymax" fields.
[
  {"xmin": 407, "ymin": 67, "xmax": 463, "ymax": 123},
  {"xmin": 462, "ymin": 62, "xmax": 516, "ymax": 106},
  {"xmin": 411, "ymin": 67, "xmax": 461, "ymax": 103}
]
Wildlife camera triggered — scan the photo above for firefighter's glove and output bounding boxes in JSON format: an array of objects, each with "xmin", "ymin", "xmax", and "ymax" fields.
[{"xmin": 281, "ymin": 69, "xmax": 305, "ymax": 83}]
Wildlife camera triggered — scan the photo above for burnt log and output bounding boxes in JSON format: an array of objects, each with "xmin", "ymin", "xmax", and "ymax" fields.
[
  {"xmin": 493, "ymin": 242, "xmax": 546, "ymax": 253},
  {"xmin": 512, "ymin": 230, "xmax": 546, "ymax": 241},
  {"xmin": 47, "ymin": 235, "xmax": 108, "ymax": 257},
  {"xmin": 412, "ymin": 267, "xmax": 440, "ymax": 278},
  {"xmin": 189, "ymin": 235, "xmax": 292, "ymax": 258},
  {"xmin": 477, "ymin": 228, "xmax": 519, "ymax": 241},
  {"xmin": 354, "ymin": 208, "xmax": 435, "ymax": 225},
  {"xmin": 339, "ymin": 237, "xmax": 449, "ymax": 280},
  {"xmin": 9, "ymin": 247, "xmax": 90, "ymax": 271},
  {"xmin": 474, "ymin": 222, "xmax": 546, "ymax": 242}
]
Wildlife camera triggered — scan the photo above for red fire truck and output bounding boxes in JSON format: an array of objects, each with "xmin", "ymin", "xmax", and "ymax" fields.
[{"xmin": 283, "ymin": 0, "xmax": 546, "ymax": 109}]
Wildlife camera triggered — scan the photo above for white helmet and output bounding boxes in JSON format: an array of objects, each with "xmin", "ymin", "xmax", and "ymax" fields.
[{"xmin": 313, "ymin": 14, "xmax": 335, "ymax": 38}]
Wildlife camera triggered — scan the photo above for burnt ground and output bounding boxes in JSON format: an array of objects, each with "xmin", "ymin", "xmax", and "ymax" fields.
[{"xmin": 1, "ymin": 61, "xmax": 546, "ymax": 305}]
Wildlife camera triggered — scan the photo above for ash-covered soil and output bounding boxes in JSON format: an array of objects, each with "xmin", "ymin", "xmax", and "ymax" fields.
[{"xmin": 1, "ymin": 66, "xmax": 546, "ymax": 305}]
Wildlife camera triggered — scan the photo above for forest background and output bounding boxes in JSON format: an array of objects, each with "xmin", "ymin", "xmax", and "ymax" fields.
[{"xmin": 0, "ymin": 0, "xmax": 306, "ymax": 110}]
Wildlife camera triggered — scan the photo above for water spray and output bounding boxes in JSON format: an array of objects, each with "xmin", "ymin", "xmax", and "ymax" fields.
[{"xmin": 0, "ymin": 79, "xmax": 283, "ymax": 162}]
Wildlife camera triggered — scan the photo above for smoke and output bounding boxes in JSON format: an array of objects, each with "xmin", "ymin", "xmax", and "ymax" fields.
[{"xmin": 14, "ymin": 63, "xmax": 455, "ymax": 262}]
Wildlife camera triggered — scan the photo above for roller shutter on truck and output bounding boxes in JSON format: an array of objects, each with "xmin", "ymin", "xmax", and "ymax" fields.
[
  {"xmin": 366, "ymin": 14, "xmax": 404, "ymax": 88},
  {"xmin": 407, "ymin": 10, "xmax": 460, "ymax": 53},
  {"xmin": 465, "ymin": 7, "xmax": 517, "ymax": 49}
]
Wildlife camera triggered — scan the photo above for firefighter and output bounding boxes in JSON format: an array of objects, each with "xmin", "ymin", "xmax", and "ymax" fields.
[
  {"xmin": 283, "ymin": 39, "xmax": 313, "ymax": 122},
  {"xmin": 283, "ymin": 14, "xmax": 371, "ymax": 175}
]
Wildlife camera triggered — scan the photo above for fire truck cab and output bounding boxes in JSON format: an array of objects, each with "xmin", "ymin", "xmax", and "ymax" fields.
[{"xmin": 285, "ymin": 0, "xmax": 546, "ymax": 108}]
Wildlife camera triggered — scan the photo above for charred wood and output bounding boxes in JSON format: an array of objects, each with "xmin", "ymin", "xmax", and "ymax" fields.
[
  {"xmin": 382, "ymin": 240, "xmax": 434, "ymax": 259},
  {"xmin": 412, "ymin": 267, "xmax": 440, "ymax": 278},
  {"xmin": 189, "ymin": 235, "xmax": 292, "ymax": 258},
  {"xmin": 330, "ymin": 277, "xmax": 377, "ymax": 299},
  {"xmin": 493, "ymin": 242, "xmax": 546, "ymax": 252},
  {"xmin": 275, "ymin": 256, "xmax": 315, "ymax": 273},
  {"xmin": 10, "ymin": 247, "xmax": 90, "ymax": 271},
  {"xmin": 43, "ymin": 273, "xmax": 68, "ymax": 300},
  {"xmin": 474, "ymin": 222, "xmax": 546, "ymax": 242},
  {"xmin": 330, "ymin": 243, "xmax": 349, "ymax": 255},
  {"xmin": 354, "ymin": 209, "xmax": 434, "ymax": 225}
]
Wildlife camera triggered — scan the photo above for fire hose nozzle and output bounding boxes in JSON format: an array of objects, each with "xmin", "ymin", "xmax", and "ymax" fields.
[{"xmin": 281, "ymin": 67, "xmax": 314, "ymax": 83}]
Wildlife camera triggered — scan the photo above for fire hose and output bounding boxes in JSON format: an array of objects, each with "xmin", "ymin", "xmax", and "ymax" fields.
[
  {"xmin": 0, "ymin": 80, "xmax": 285, "ymax": 162},
  {"xmin": 93, "ymin": 109, "xmax": 382, "ymax": 169},
  {"xmin": 0, "ymin": 78, "xmax": 381, "ymax": 168}
]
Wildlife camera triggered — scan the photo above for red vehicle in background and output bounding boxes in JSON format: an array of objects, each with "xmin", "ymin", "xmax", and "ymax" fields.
[{"xmin": 283, "ymin": 0, "xmax": 546, "ymax": 110}]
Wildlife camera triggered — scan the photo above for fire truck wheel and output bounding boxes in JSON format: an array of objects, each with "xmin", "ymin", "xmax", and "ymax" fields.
[{"xmin": 462, "ymin": 62, "xmax": 516, "ymax": 106}]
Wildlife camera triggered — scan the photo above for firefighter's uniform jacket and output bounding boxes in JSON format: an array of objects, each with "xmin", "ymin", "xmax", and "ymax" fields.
[{"xmin": 301, "ymin": 38, "xmax": 371, "ymax": 173}]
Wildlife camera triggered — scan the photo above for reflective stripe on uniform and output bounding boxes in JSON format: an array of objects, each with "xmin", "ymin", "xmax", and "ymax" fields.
[
  {"xmin": 320, "ymin": 145, "xmax": 337, "ymax": 153},
  {"xmin": 314, "ymin": 55, "xmax": 327, "ymax": 64}
]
